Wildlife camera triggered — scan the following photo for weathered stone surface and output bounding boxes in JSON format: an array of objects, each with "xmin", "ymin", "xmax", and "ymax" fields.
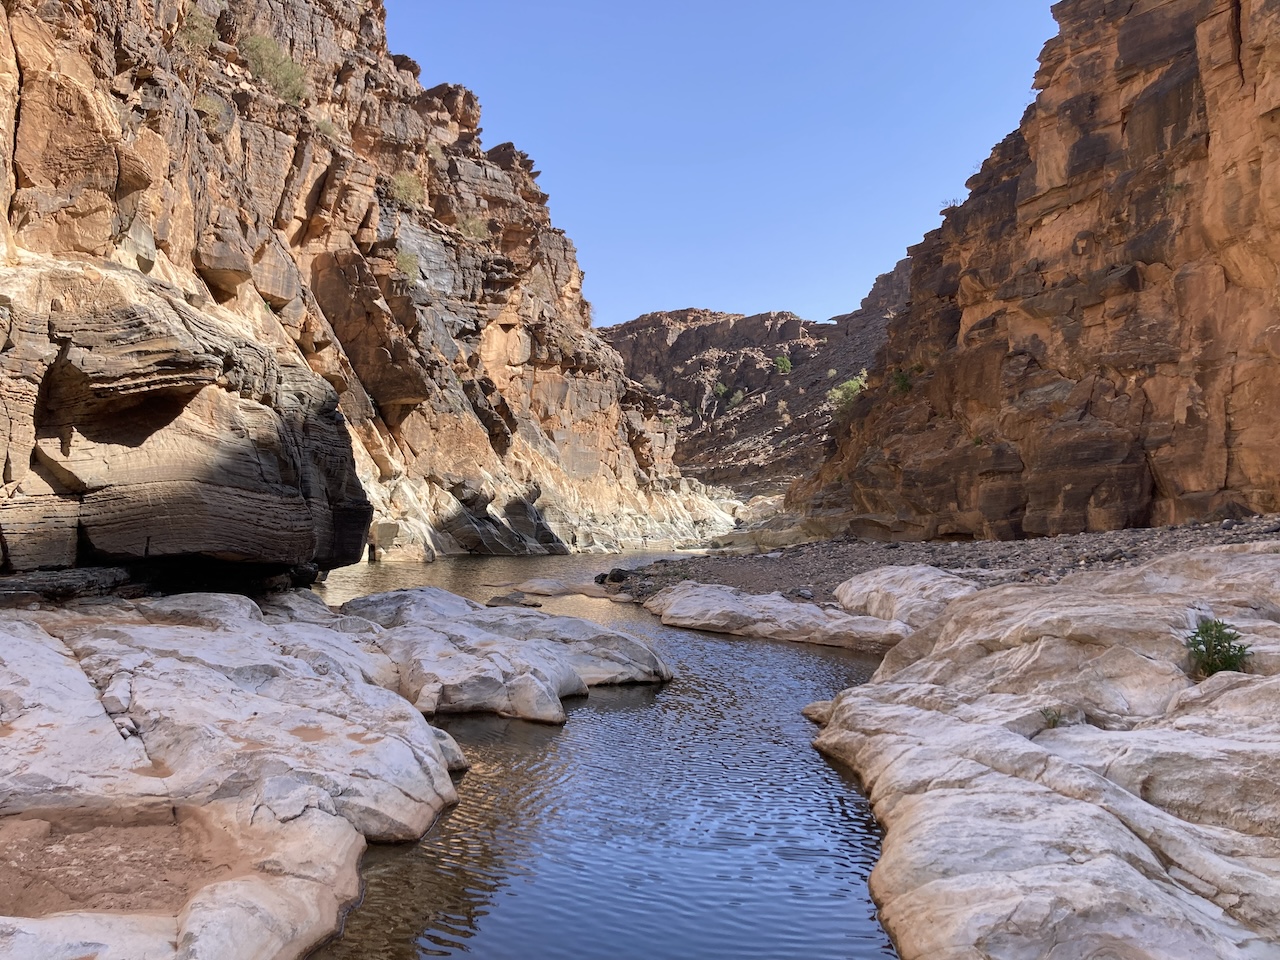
[
  {"xmin": 797, "ymin": 0, "xmax": 1280, "ymax": 540},
  {"xmin": 812, "ymin": 544, "xmax": 1280, "ymax": 957},
  {"xmin": 0, "ymin": 0, "xmax": 732, "ymax": 576},
  {"xmin": 343, "ymin": 587, "xmax": 672, "ymax": 722},
  {"xmin": 644, "ymin": 580, "xmax": 911, "ymax": 653},
  {"xmin": 0, "ymin": 584, "xmax": 671, "ymax": 959},
  {"xmin": 604, "ymin": 260, "xmax": 911, "ymax": 498},
  {"xmin": 834, "ymin": 564, "xmax": 978, "ymax": 629}
]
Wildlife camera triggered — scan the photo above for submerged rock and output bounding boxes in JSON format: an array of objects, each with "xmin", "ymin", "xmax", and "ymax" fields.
[
  {"xmin": 812, "ymin": 544, "xmax": 1280, "ymax": 957},
  {"xmin": 0, "ymin": 586, "xmax": 670, "ymax": 959}
]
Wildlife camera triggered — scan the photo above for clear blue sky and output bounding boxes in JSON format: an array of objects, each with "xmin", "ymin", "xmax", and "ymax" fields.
[{"xmin": 383, "ymin": 2, "xmax": 1059, "ymax": 326}]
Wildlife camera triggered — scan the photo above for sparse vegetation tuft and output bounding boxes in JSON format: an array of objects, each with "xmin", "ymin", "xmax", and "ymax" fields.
[
  {"xmin": 1186, "ymin": 619, "xmax": 1251, "ymax": 678},
  {"xmin": 1039, "ymin": 707, "xmax": 1063, "ymax": 729},
  {"xmin": 713, "ymin": 382, "xmax": 728, "ymax": 398},
  {"xmin": 389, "ymin": 171, "xmax": 426, "ymax": 208},
  {"xmin": 177, "ymin": 10, "xmax": 217, "ymax": 54},
  {"xmin": 827, "ymin": 369, "xmax": 869, "ymax": 414},
  {"xmin": 774, "ymin": 355, "xmax": 793, "ymax": 375},
  {"xmin": 892, "ymin": 369, "xmax": 913, "ymax": 394},
  {"xmin": 727, "ymin": 389, "xmax": 745, "ymax": 408},
  {"xmin": 240, "ymin": 34, "xmax": 308, "ymax": 104},
  {"xmin": 457, "ymin": 216, "xmax": 491, "ymax": 241},
  {"xmin": 395, "ymin": 250, "xmax": 420, "ymax": 278}
]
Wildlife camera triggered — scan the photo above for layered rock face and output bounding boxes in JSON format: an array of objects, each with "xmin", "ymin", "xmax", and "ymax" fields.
[
  {"xmin": 798, "ymin": 0, "xmax": 1280, "ymax": 541},
  {"xmin": 0, "ymin": 0, "xmax": 730, "ymax": 575},
  {"xmin": 604, "ymin": 262, "xmax": 908, "ymax": 497}
]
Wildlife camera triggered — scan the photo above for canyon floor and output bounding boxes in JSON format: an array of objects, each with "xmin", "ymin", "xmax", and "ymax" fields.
[{"xmin": 622, "ymin": 512, "xmax": 1280, "ymax": 603}]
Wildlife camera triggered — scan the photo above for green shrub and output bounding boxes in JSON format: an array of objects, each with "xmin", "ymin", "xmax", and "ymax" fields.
[
  {"xmin": 177, "ymin": 10, "xmax": 217, "ymax": 53},
  {"xmin": 827, "ymin": 369, "xmax": 868, "ymax": 413},
  {"xmin": 314, "ymin": 118, "xmax": 339, "ymax": 139},
  {"xmin": 240, "ymin": 35, "xmax": 308, "ymax": 104},
  {"xmin": 727, "ymin": 389, "xmax": 745, "ymax": 408},
  {"xmin": 1186, "ymin": 619, "xmax": 1251, "ymax": 678},
  {"xmin": 713, "ymin": 382, "xmax": 728, "ymax": 398},
  {"xmin": 774, "ymin": 355, "xmax": 792, "ymax": 375},
  {"xmin": 389, "ymin": 171, "xmax": 425, "ymax": 208},
  {"xmin": 395, "ymin": 250, "xmax": 419, "ymax": 277},
  {"xmin": 457, "ymin": 216, "xmax": 491, "ymax": 241},
  {"xmin": 892, "ymin": 369, "xmax": 913, "ymax": 394},
  {"xmin": 1039, "ymin": 707, "xmax": 1063, "ymax": 729}
]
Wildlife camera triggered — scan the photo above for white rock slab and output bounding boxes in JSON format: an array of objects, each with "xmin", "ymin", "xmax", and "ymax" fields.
[
  {"xmin": 644, "ymin": 580, "xmax": 911, "ymax": 653},
  {"xmin": 812, "ymin": 546, "xmax": 1280, "ymax": 958},
  {"xmin": 833, "ymin": 564, "xmax": 978, "ymax": 629}
]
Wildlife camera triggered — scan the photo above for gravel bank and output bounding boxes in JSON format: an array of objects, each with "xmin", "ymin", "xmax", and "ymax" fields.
[{"xmin": 620, "ymin": 514, "xmax": 1280, "ymax": 603}]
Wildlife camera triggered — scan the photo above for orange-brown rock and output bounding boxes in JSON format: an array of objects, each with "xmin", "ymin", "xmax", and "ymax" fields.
[
  {"xmin": 797, "ymin": 0, "xmax": 1280, "ymax": 541},
  {"xmin": 0, "ymin": 0, "xmax": 731, "ymax": 575},
  {"xmin": 605, "ymin": 261, "xmax": 909, "ymax": 497}
]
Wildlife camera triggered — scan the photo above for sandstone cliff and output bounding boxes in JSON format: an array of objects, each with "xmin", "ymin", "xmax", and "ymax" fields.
[
  {"xmin": 0, "ymin": 0, "xmax": 731, "ymax": 576},
  {"xmin": 605, "ymin": 260, "xmax": 908, "ymax": 497},
  {"xmin": 796, "ymin": 0, "xmax": 1280, "ymax": 541}
]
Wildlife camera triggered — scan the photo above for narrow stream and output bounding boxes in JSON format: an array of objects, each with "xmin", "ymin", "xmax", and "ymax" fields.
[{"xmin": 311, "ymin": 555, "xmax": 898, "ymax": 960}]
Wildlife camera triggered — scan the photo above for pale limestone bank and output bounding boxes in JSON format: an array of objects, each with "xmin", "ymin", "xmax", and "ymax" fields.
[
  {"xmin": 811, "ymin": 544, "xmax": 1280, "ymax": 959},
  {"xmin": 0, "ymin": 588, "xmax": 669, "ymax": 959}
]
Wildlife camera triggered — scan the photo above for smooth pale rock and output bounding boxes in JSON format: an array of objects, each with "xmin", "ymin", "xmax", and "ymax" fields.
[
  {"xmin": 812, "ymin": 546, "xmax": 1280, "ymax": 957},
  {"xmin": 644, "ymin": 581, "xmax": 911, "ymax": 653},
  {"xmin": 345, "ymin": 588, "xmax": 672, "ymax": 723},
  {"xmin": 834, "ymin": 565, "xmax": 978, "ymax": 629},
  {"xmin": 514, "ymin": 578, "xmax": 609, "ymax": 599},
  {"xmin": 0, "ymin": 584, "xmax": 671, "ymax": 960}
]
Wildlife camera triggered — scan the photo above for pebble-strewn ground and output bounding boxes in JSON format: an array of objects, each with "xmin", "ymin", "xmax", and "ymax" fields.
[{"xmin": 622, "ymin": 514, "xmax": 1280, "ymax": 603}]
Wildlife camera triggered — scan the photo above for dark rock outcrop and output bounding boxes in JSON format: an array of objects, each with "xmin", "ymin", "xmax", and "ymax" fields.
[
  {"xmin": 794, "ymin": 0, "xmax": 1280, "ymax": 541},
  {"xmin": 0, "ymin": 0, "xmax": 732, "ymax": 575}
]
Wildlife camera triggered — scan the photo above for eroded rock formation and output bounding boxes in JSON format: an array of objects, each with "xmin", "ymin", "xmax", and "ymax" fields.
[
  {"xmin": 797, "ymin": 0, "xmax": 1280, "ymax": 541},
  {"xmin": 0, "ymin": 0, "xmax": 731, "ymax": 576},
  {"xmin": 605, "ymin": 261, "xmax": 909, "ymax": 497},
  {"xmin": 811, "ymin": 544, "xmax": 1280, "ymax": 958},
  {"xmin": 0, "ymin": 587, "xmax": 671, "ymax": 958}
]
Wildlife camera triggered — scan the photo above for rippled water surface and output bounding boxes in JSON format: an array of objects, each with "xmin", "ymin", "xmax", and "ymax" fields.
[{"xmin": 311, "ymin": 555, "xmax": 897, "ymax": 960}]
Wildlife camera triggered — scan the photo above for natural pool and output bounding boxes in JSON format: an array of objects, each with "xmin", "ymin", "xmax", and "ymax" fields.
[{"xmin": 310, "ymin": 555, "xmax": 898, "ymax": 960}]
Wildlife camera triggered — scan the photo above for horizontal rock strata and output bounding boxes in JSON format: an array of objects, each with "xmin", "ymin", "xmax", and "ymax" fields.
[
  {"xmin": 798, "ymin": 0, "xmax": 1280, "ymax": 540},
  {"xmin": 811, "ymin": 544, "xmax": 1280, "ymax": 958},
  {"xmin": 0, "ymin": 587, "xmax": 670, "ymax": 959},
  {"xmin": 0, "ymin": 0, "xmax": 732, "ymax": 577}
]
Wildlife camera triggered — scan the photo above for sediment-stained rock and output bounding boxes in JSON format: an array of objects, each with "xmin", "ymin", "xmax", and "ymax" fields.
[
  {"xmin": 0, "ymin": 585, "xmax": 671, "ymax": 959},
  {"xmin": 0, "ymin": 0, "xmax": 731, "ymax": 576},
  {"xmin": 798, "ymin": 0, "xmax": 1280, "ymax": 540},
  {"xmin": 812, "ymin": 544, "xmax": 1280, "ymax": 958},
  {"xmin": 644, "ymin": 580, "xmax": 911, "ymax": 653}
]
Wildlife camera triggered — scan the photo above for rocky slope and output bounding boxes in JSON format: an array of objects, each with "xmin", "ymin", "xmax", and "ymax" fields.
[
  {"xmin": 796, "ymin": 0, "xmax": 1280, "ymax": 541},
  {"xmin": 0, "ymin": 0, "xmax": 732, "ymax": 579},
  {"xmin": 603, "ymin": 260, "xmax": 909, "ymax": 497}
]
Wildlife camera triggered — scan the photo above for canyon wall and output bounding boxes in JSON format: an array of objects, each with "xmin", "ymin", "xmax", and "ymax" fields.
[
  {"xmin": 0, "ymin": 0, "xmax": 731, "ymax": 576},
  {"xmin": 797, "ymin": 0, "xmax": 1280, "ymax": 541},
  {"xmin": 605, "ymin": 261, "xmax": 909, "ymax": 497}
]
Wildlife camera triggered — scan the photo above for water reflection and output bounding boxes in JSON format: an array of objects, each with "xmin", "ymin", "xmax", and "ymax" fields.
[{"xmin": 311, "ymin": 557, "xmax": 898, "ymax": 960}]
